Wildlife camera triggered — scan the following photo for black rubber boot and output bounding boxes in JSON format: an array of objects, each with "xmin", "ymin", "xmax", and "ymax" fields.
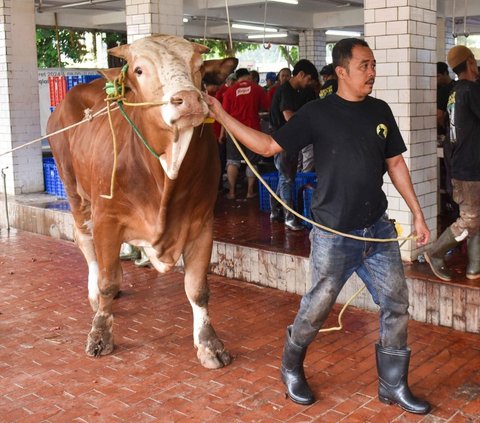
[
  {"xmin": 280, "ymin": 326, "xmax": 315, "ymax": 405},
  {"xmin": 269, "ymin": 195, "xmax": 284, "ymax": 222},
  {"xmin": 467, "ymin": 232, "xmax": 480, "ymax": 280},
  {"xmin": 376, "ymin": 344, "xmax": 431, "ymax": 415},
  {"xmin": 284, "ymin": 211, "xmax": 304, "ymax": 231},
  {"xmin": 424, "ymin": 227, "xmax": 458, "ymax": 281}
]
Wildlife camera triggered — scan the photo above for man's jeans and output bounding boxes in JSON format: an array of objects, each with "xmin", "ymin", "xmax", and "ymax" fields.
[
  {"xmin": 274, "ymin": 151, "xmax": 298, "ymax": 205},
  {"xmin": 291, "ymin": 214, "xmax": 409, "ymax": 349}
]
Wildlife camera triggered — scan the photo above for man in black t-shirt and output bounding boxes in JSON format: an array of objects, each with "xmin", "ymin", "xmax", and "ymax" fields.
[
  {"xmin": 206, "ymin": 38, "xmax": 430, "ymax": 414},
  {"xmin": 426, "ymin": 46, "xmax": 480, "ymax": 282},
  {"xmin": 437, "ymin": 61, "xmax": 455, "ymax": 136},
  {"xmin": 319, "ymin": 64, "xmax": 338, "ymax": 99},
  {"xmin": 269, "ymin": 59, "xmax": 318, "ymax": 230}
]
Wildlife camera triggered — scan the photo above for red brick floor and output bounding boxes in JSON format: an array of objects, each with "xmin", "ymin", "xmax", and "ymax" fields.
[{"xmin": 1, "ymin": 229, "xmax": 480, "ymax": 422}]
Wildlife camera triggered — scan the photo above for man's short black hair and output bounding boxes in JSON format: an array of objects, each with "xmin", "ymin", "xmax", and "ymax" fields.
[
  {"xmin": 292, "ymin": 59, "xmax": 319, "ymax": 80},
  {"xmin": 332, "ymin": 38, "xmax": 370, "ymax": 69},
  {"xmin": 235, "ymin": 68, "xmax": 250, "ymax": 79},
  {"xmin": 320, "ymin": 64, "xmax": 334, "ymax": 76},
  {"xmin": 437, "ymin": 61, "xmax": 449, "ymax": 75}
]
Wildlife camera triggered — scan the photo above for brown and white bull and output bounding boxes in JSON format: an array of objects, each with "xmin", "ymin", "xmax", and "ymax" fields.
[{"xmin": 47, "ymin": 34, "xmax": 237, "ymax": 369}]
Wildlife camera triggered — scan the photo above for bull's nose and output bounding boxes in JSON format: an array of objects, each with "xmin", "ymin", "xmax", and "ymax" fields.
[{"xmin": 170, "ymin": 91, "xmax": 202, "ymax": 107}]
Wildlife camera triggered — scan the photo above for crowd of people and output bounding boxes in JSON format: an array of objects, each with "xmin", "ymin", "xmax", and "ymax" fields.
[{"xmin": 211, "ymin": 59, "xmax": 338, "ymax": 232}]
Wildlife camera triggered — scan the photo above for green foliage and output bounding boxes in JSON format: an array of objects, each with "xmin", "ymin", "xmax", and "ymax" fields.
[
  {"xmin": 278, "ymin": 45, "xmax": 298, "ymax": 67},
  {"xmin": 103, "ymin": 32, "xmax": 127, "ymax": 49},
  {"xmin": 190, "ymin": 38, "xmax": 260, "ymax": 58},
  {"xmin": 36, "ymin": 28, "xmax": 88, "ymax": 68}
]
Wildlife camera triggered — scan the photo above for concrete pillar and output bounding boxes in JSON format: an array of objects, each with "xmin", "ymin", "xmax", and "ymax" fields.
[
  {"xmin": 0, "ymin": 0, "xmax": 42, "ymax": 195},
  {"xmin": 298, "ymin": 29, "xmax": 326, "ymax": 69},
  {"xmin": 125, "ymin": 0, "xmax": 183, "ymax": 43},
  {"xmin": 436, "ymin": 17, "xmax": 455, "ymax": 63},
  {"xmin": 364, "ymin": 0, "xmax": 437, "ymax": 261}
]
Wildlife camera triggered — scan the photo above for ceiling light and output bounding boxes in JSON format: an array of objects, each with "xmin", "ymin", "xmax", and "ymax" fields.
[
  {"xmin": 183, "ymin": 17, "xmax": 189, "ymax": 23},
  {"xmin": 325, "ymin": 29, "xmax": 362, "ymax": 37},
  {"xmin": 247, "ymin": 33, "xmax": 288, "ymax": 39},
  {"xmin": 232, "ymin": 23, "xmax": 278, "ymax": 33},
  {"xmin": 269, "ymin": 0, "xmax": 299, "ymax": 4}
]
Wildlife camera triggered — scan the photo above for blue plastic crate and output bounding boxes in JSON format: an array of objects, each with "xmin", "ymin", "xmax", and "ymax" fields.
[
  {"xmin": 43, "ymin": 157, "xmax": 67, "ymax": 199},
  {"xmin": 259, "ymin": 171, "xmax": 317, "ymax": 212},
  {"xmin": 301, "ymin": 185, "xmax": 315, "ymax": 228},
  {"xmin": 258, "ymin": 172, "xmax": 279, "ymax": 212}
]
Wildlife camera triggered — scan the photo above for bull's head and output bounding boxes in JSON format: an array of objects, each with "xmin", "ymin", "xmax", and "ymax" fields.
[{"xmin": 104, "ymin": 34, "xmax": 237, "ymax": 180}]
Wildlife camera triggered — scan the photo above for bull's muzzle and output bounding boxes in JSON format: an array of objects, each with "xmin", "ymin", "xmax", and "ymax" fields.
[{"xmin": 165, "ymin": 89, "xmax": 208, "ymax": 128}]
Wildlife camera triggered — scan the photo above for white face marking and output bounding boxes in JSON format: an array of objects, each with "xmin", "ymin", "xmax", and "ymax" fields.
[
  {"xmin": 129, "ymin": 36, "xmax": 207, "ymax": 126},
  {"xmin": 188, "ymin": 301, "xmax": 210, "ymax": 346}
]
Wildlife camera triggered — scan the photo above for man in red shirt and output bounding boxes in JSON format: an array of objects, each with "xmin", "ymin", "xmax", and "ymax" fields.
[{"xmin": 222, "ymin": 68, "xmax": 269, "ymax": 199}]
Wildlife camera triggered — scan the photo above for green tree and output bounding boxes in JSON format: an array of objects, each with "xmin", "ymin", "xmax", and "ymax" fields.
[
  {"xmin": 278, "ymin": 45, "xmax": 298, "ymax": 67},
  {"xmin": 36, "ymin": 27, "xmax": 88, "ymax": 68},
  {"xmin": 190, "ymin": 38, "xmax": 260, "ymax": 58}
]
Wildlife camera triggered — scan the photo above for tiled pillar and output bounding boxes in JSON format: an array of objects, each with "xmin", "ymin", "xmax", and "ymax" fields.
[
  {"xmin": 125, "ymin": 0, "xmax": 183, "ymax": 43},
  {"xmin": 298, "ymin": 29, "xmax": 326, "ymax": 69},
  {"xmin": 364, "ymin": 1, "xmax": 437, "ymax": 261},
  {"xmin": 436, "ymin": 17, "xmax": 455, "ymax": 62},
  {"xmin": 0, "ymin": 0, "xmax": 42, "ymax": 195}
]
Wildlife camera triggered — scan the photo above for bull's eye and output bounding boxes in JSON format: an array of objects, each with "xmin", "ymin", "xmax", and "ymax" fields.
[{"xmin": 134, "ymin": 67, "xmax": 143, "ymax": 76}]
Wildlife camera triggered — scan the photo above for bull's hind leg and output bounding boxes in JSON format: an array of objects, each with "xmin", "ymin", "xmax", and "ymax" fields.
[
  {"xmin": 85, "ymin": 224, "xmax": 122, "ymax": 356},
  {"xmin": 183, "ymin": 225, "xmax": 231, "ymax": 369}
]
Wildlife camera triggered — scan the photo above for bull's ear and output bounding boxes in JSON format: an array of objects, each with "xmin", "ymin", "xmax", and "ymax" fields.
[
  {"xmin": 99, "ymin": 67, "xmax": 123, "ymax": 81},
  {"xmin": 108, "ymin": 44, "xmax": 130, "ymax": 60},
  {"xmin": 203, "ymin": 57, "xmax": 238, "ymax": 85},
  {"xmin": 191, "ymin": 42, "xmax": 210, "ymax": 55}
]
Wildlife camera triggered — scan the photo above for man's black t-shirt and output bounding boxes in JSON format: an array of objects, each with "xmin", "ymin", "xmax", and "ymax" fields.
[
  {"xmin": 270, "ymin": 81, "xmax": 316, "ymax": 130},
  {"xmin": 272, "ymin": 94, "xmax": 407, "ymax": 232},
  {"xmin": 446, "ymin": 79, "xmax": 480, "ymax": 181}
]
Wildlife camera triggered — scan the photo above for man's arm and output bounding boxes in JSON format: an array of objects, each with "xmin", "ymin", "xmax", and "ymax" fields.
[
  {"xmin": 386, "ymin": 154, "xmax": 430, "ymax": 246},
  {"xmin": 204, "ymin": 93, "xmax": 283, "ymax": 157}
]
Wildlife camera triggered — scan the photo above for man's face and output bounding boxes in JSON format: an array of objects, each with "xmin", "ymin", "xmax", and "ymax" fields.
[
  {"xmin": 298, "ymin": 72, "xmax": 314, "ymax": 89},
  {"xmin": 278, "ymin": 69, "xmax": 291, "ymax": 84},
  {"xmin": 338, "ymin": 45, "xmax": 376, "ymax": 100}
]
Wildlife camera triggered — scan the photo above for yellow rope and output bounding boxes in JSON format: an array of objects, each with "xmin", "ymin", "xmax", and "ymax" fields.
[
  {"xmin": 100, "ymin": 101, "xmax": 118, "ymax": 200},
  {"xmin": 224, "ymin": 127, "xmax": 417, "ymax": 244},
  {"xmin": 318, "ymin": 285, "xmax": 365, "ymax": 333}
]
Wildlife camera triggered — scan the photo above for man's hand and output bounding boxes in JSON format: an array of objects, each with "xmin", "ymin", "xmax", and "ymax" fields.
[
  {"xmin": 203, "ymin": 93, "xmax": 224, "ymax": 123},
  {"xmin": 413, "ymin": 215, "xmax": 430, "ymax": 246}
]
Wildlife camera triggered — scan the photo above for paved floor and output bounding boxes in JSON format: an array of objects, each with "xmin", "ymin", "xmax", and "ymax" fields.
[{"xmin": 1, "ymin": 229, "xmax": 480, "ymax": 422}]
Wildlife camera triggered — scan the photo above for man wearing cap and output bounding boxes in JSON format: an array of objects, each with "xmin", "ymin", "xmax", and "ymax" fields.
[
  {"xmin": 319, "ymin": 64, "xmax": 338, "ymax": 99},
  {"xmin": 264, "ymin": 72, "xmax": 277, "ymax": 92},
  {"xmin": 425, "ymin": 45, "xmax": 480, "ymax": 282}
]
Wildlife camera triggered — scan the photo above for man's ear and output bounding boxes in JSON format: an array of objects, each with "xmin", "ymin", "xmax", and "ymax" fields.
[{"xmin": 335, "ymin": 66, "xmax": 346, "ymax": 80}]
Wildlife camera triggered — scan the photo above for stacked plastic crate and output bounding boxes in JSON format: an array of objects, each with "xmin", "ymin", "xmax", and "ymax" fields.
[
  {"xmin": 258, "ymin": 171, "xmax": 317, "ymax": 227},
  {"xmin": 43, "ymin": 74, "xmax": 102, "ymax": 198}
]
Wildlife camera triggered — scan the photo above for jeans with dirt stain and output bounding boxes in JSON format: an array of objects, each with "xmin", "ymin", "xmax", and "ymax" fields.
[{"xmin": 290, "ymin": 214, "xmax": 409, "ymax": 350}]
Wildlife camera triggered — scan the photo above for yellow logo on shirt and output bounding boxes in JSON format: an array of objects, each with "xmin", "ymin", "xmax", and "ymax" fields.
[{"xmin": 376, "ymin": 124, "xmax": 388, "ymax": 140}]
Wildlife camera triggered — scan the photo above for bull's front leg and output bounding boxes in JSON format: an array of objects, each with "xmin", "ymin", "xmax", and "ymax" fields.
[
  {"xmin": 85, "ymin": 232, "xmax": 122, "ymax": 357},
  {"xmin": 183, "ymin": 226, "xmax": 231, "ymax": 369}
]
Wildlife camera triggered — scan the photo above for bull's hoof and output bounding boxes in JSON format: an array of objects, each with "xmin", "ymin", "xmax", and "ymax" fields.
[
  {"xmin": 197, "ymin": 344, "xmax": 232, "ymax": 369},
  {"xmin": 85, "ymin": 332, "xmax": 114, "ymax": 357}
]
